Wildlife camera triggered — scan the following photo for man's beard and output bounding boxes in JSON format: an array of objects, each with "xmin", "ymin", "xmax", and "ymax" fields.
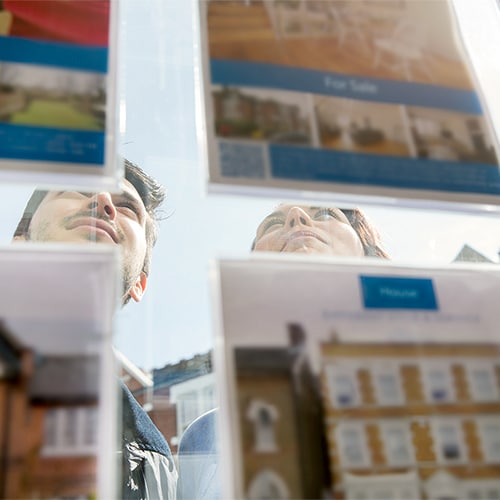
[
  {"xmin": 27, "ymin": 211, "xmax": 139, "ymax": 304},
  {"xmin": 121, "ymin": 264, "xmax": 142, "ymax": 304}
]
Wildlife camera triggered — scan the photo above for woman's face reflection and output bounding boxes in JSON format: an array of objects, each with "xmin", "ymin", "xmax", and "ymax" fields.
[{"xmin": 254, "ymin": 205, "xmax": 364, "ymax": 257}]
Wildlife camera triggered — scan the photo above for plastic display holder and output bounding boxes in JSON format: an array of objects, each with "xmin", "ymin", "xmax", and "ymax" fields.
[
  {"xmin": 198, "ymin": 0, "xmax": 500, "ymax": 213},
  {"xmin": 0, "ymin": 0, "xmax": 121, "ymax": 192},
  {"xmin": 212, "ymin": 255, "xmax": 500, "ymax": 499},
  {"xmin": 0, "ymin": 245, "xmax": 119, "ymax": 499}
]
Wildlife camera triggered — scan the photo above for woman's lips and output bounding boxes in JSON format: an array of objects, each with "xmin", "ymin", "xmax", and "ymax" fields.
[
  {"xmin": 67, "ymin": 217, "xmax": 118, "ymax": 243},
  {"xmin": 280, "ymin": 230, "xmax": 327, "ymax": 251}
]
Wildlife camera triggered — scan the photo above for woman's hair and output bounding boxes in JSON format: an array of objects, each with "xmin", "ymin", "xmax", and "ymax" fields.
[
  {"xmin": 339, "ymin": 208, "xmax": 389, "ymax": 258},
  {"xmin": 251, "ymin": 206, "xmax": 390, "ymax": 259}
]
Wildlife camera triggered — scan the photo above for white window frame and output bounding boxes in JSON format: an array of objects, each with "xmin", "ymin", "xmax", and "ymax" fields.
[
  {"xmin": 43, "ymin": 406, "xmax": 98, "ymax": 457},
  {"xmin": 325, "ymin": 364, "xmax": 360, "ymax": 408},
  {"xmin": 477, "ymin": 417, "xmax": 500, "ymax": 463},
  {"xmin": 466, "ymin": 362, "xmax": 499, "ymax": 402},
  {"xmin": 432, "ymin": 418, "xmax": 467, "ymax": 464},
  {"xmin": 177, "ymin": 390, "xmax": 199, "ymax": 433},
  {"xmin": 423, "ymin": 362, "xmax": 455, "ymax": 404},
  {"xmin": 372, "ymin": 364, "xmax": 404, "ymax": 406},
  {"xmin": 380, "ymin": 420, "xmax": 414, "ymax": 466},
  {"xmin": 335, "ymin": 422, "xmax": 370, "ymax": 469}
]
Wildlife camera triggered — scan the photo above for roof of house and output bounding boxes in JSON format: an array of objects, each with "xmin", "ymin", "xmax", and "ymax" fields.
[{"xmin": 453, "ymin": 244, "xmax": 494, "ymax": 263}]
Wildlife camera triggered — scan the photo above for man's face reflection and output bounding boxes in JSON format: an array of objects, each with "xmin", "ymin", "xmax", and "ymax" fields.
[{"xmin": 18, "ymin": 180, "xmax": 149, "ymax": 302}]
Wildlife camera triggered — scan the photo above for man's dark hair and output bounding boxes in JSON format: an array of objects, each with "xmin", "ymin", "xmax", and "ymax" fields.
[{"xmin": 14, "ymin": 159, "xmax": 166, "ymax": 277}]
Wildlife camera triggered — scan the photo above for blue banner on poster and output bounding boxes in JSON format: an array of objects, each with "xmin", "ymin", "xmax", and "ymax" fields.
[
  {"xmin": 269, "ymin": 145, "xmax": 500, "ymax": 195},
  {"xmin": 0, "ymin": 123, "xmax": 104, "ymax": 164},
  {"xmin": 211, "ymin": 59, "xmax": 482, "ymax": 114},
  {"xmin": 360, "ymin": 276, "xmax": 438, "ymax": 310},
  {"xmin": 0, "ymin": 36, "xmax": 108, "ymax": 72}
]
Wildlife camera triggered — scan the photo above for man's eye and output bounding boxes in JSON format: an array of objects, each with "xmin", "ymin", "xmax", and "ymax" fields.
[
  {"xmin": 116, "ymin": 202, "xmax": 140, "ymax": 219},
  {"xmin": 262, "ymin": 217, "xmax": 284, "ymax": 234},
  {"xmin": 57, "ymin": 191, "xmax": 93, "ymax": 198}
]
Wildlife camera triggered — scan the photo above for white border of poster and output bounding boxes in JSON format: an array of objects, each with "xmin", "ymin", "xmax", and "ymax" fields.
[
  {"xmin": 213, "ymin": 255, "xmax": 500, "ymax": 498},
  {"xmin": 198, "ymin": 0, "xmax": 500, "ymax": 211},
  {"xmin": 0, "ymin": 0, "xmax": 120, "ymax": 190}
]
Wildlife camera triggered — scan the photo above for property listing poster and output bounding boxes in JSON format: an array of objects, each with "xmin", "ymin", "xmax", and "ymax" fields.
[
  {"xmin": 0, "ymin": 0, "xmax": 118, "ymax": 186},
  {"xmin": 200, "ymin": 0, "xmax": 500, "ymax": 206},
  {"xmin": 214, "ymin": 257, "xmax": 500, "ymax": 499},
  {"xmin": 0, "ymin": 246, "xmax": 119, "ymax": 499}
]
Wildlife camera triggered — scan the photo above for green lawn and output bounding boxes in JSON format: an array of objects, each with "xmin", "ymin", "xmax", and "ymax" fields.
[{"xmin": 11, "ymin": 99, "xmax": 103, "ymax": 131}]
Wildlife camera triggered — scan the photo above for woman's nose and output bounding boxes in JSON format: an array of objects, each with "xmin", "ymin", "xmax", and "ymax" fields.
[
  {"xmin": 286, "ymin": 207, "xmax": 312, "ymax": 228},
  {"xmin": 88, "ymin": 192, "xmax": 117, "ymax": 220}
]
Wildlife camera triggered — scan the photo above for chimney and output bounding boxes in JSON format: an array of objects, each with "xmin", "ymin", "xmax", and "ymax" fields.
[{"xmin": 288, "ymin": 323, "xmax": 306, "ymax": 347}]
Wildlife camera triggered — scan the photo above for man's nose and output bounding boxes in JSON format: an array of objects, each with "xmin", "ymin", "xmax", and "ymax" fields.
[
  {"xmin": 286, "ymin": 207, "xmax": 312, "ymax": 228},
  {"xmin": 88, "ymin": 192, "xmax": 117, "ymax": 220}
]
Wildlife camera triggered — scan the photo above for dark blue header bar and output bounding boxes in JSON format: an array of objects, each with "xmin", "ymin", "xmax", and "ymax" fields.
[
  {"xmin": 269, "ymin": 146, "xmax": 500, "ymax": 195},
  {"xmin": 360, "ymin": 276, "xmax": 438, "ymax": 310},
  {"xmin": 0, "ymin": 36, "xmax": 108, "ymax": 73},
  {"xmin": 211, "ymin": 59, "xmax": 482, "ymax": 114}
]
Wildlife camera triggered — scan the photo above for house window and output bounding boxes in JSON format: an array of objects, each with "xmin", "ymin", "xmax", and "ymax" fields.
[
  {"xmin": 64, "ymin": 408, "xmax": 78, "ymax": 447},
  {"xmin": 373, "ymin": 367, "xmax": 404, "ymax": 406},
  {"xmin": 246, "ymin": 399, "xmax": 278, "ymax": 453},
  {"xmin": 424, "ymin": 364, "xmax": 454, "ymax": 403},
  {"xmin": 344, "ymin": 470, "xmax": 420, "ymax": 499},
  {"xmin": 43, "ymin": 406, "xmax": 98, "ymax": 456},
  {"xmin": 381, "ymin": 422, "xmax": 414, "ymax": 466},
  {"xmin": 83, "ymin": 407, "xmax": 97, "ymax": 446},
  {"xmin": 336, "ymin": 423, "xmax": 370, "ymax": 468},
  {"xmin": 467, "ymin": 491, "xmax": 481, "ymax": 500},
  {"xmin": 433, "ymin": 420, "xmax": 465, "ymax": 463},
  {"xmin": 178, "ymin": 390, "xmax": 198, "ymax": 432},
  {"xmin": 44, "ymin": 409, "xmax": 57, "ymax": 448},
  {"xmin": 201, "ymin": 385, "xmax": 216, "ymax": 414},
  {"xmin": 478, "ymin": 419, "xmax": 500, "ymax": 462},
  {"xmin": 465, "ymin": 486, "xmax": 500, "ymax": 500},
  {"xmin": 467, "ymin": 364, "xmax": 498, "ymax": 402},
  {"xmin": 326, "ymin": 366, "xmax": 359, "ymax": 408}
]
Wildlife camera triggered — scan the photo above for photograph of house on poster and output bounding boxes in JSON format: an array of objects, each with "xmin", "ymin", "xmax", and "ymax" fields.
[
  {"xmin": 200, "ymin": 0, "xmax": 500, "ymax": 207},
  {"xmin": 0, "ymin": 321, "xmax": 101, "ymax": 500},
  {"xmin": 214, "ymin": 257, "xmax": 500, "ymax": 499}
]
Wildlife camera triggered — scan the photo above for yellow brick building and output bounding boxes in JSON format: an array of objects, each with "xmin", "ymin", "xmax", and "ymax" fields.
[{"xmin": 320, "ymin": 340, "xmax": 500, "ymax": 500}]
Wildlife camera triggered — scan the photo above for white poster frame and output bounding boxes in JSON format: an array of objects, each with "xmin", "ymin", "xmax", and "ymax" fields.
[
  {"xmin": 213, "ymin": 255, "xmax": 500, "ymax": 498},
  {"xmin": 198, "ymin": 0, "xmax": 500, "ymax": 213},
  {"xmin": 0, "ymin": 246, "xmax": 119, "ymax": 499},
  {"xmin": 0, "ymin": 0, "xmax": 121, "ymax": 191}
]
